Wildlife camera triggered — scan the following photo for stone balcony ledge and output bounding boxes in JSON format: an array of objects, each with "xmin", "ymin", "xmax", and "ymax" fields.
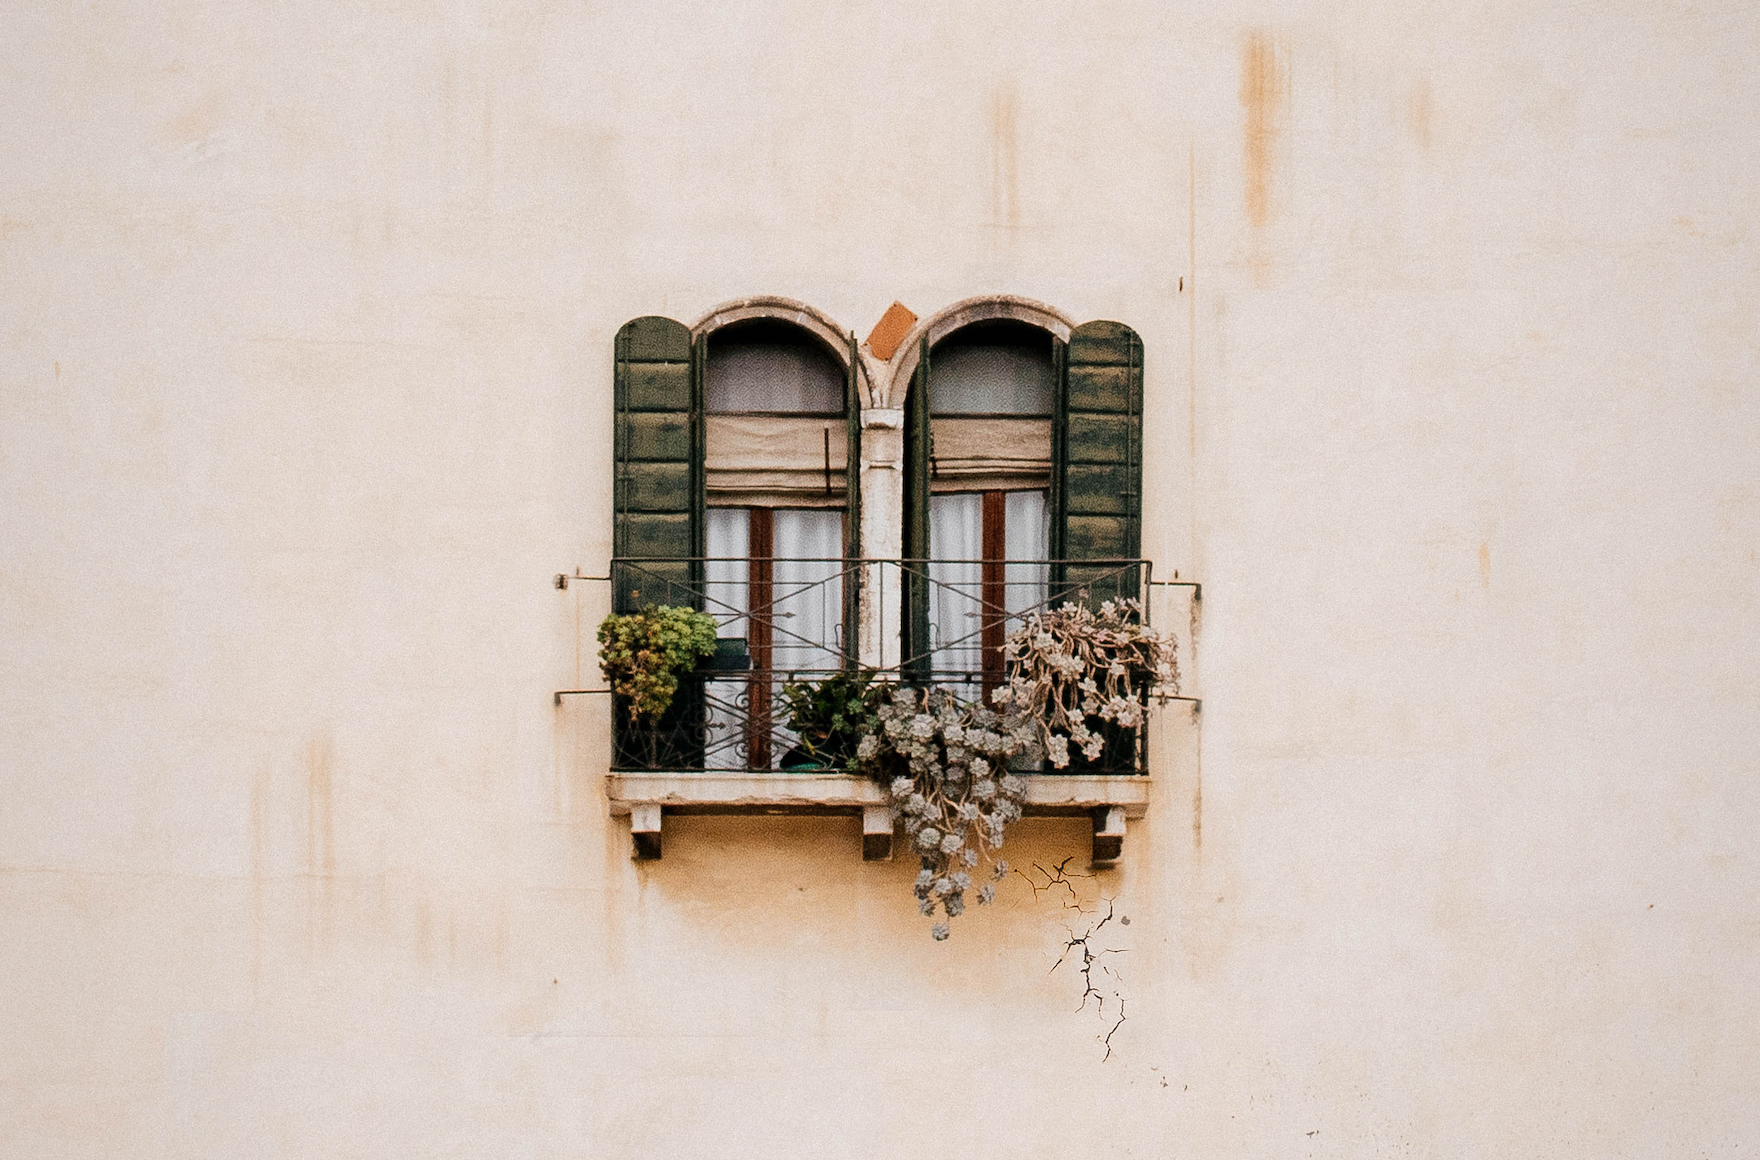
[{"xmin": 606, "ymin": 771, "xmax": 1147, "ymax": 863}]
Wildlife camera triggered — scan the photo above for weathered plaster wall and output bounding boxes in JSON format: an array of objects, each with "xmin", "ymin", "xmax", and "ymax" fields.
[{"xmin": 2, "ymin": 1, "xmax": 1756, "ymax": 1156}]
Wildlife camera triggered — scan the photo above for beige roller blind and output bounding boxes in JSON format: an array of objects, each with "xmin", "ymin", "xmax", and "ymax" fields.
[{"xmin": 705, "ymin": 414, "xmax": 848, "ymax": 502}]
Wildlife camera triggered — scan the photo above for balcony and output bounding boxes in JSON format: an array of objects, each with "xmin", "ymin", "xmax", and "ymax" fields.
[{"xmin": 574, "ymin": 556, "xmax": 1183, "ymax": 862}]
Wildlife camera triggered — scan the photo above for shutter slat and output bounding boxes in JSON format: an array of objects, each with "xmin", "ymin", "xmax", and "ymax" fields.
[
  {"xmin": 620, "ymin": 412, "xmax": 692, "ymax": 461},
  {"xmin": 1066, "ymin": 364, "xmax": 1134, "ymax": 412},
  {"xmin": 621, "ymin": 317, "xmax": 692, "ymax": 363},
  {"xmin": 903, "ymin": 335, "xmax": 932, "ymax": 678},
  {"xmin": 1064, "ymin": 463, "xmax": 1133, "ymax": 514},
  {"xmin": 844, "ymin": 331, "xmax": 863, "ymax": 668},
  {"xmin": 620, "ymin": 462, "xmax": 693, "ymax": 511},
  {"xmin": 624, "ymin": 362, "xmax": 692, "ymax": 410},
  {"xmin": 1066, "ymin": 321, "xmax": 1137, "ymax": 366},
  {"xmin": 1065, "ymin": 414, "xmax": 1140, "ymax": 462}
]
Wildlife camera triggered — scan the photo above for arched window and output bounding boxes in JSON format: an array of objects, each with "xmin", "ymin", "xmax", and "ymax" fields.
[
  {"xmin": 611, "ymin": 309, "xmax": 862, "ymax": 771},
  {"xmin": 609, "ymin": 301, "xmax": 1142, "ymax": 776},
  {"xmin": 900, "ymin": 315, "xmax": 1144, "ymax": 692},
  {"xmin": 921, "ymin": 319, "xmax": 1056, "ymax": 697},
  {"xmin": 703, "ymin": 319, "xmax": 853, "ymax": 769}
]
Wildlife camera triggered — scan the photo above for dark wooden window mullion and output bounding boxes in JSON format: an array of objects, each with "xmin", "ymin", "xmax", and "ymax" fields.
[
  {"xmin": 746, "ymin": 507, "xmax": 775, "ymax": 770},
  {"xmin": 980, "ymin": 490, "xmax": 1007, "ymax": 698},
  {"xmin": 843, "ymin": 330, "xmax": 862, "ymax": 669},
  {"xmin": 902, "ymin": 336, "xmax": 932, "ymax": 680}
]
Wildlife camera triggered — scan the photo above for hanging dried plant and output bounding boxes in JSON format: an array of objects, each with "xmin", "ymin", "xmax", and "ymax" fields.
[
  {"xmin": 992, "ymin": 598, "xmax": 1177, "ymax": 768},
  {"xmin": 853, "ymin": 686, "xmax": 1038, "ymax": 939}
]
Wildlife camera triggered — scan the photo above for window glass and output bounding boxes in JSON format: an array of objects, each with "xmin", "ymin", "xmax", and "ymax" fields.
[
  {"xmin": 705, "ymin": 508, "xmax": 750, "ymax": 636},
  {"xmin": 1003, "ymin": 490, "xmax": 1049, "ymax": 617},
  {"xmin": 928, "ymin": 493, "xmax": 984, "ymax": 686},
  {"xmin": 926, "ymin": 489, "xmax": 1048, "ymax": 689},
  {"xmin": 704, "ymin": 505, "xmax": 845, "ymax": 770},
  {"xmin": 707, "ymin": 319, "xmax": 844, "ymax": 413},
  {"xmin": 930, "ymin": 319, "xmax": 1055, "ymax": 416},
  {"xmin": 771, "ymin": 509, "xmax": 844, "ymax": 673}
]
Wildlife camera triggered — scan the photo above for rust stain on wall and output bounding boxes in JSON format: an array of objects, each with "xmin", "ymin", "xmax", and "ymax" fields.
[
  {"xmin": 1408, "ymin": 77, "xmax": 1433, "ymax": 149},
  {"xmin": 1192, "ymin": 772, "xmax": 1202, "ymax": 859},
  {"xmin": 415, "ymin": 897, "xmax": 435, "ymax": 966},
  {"xmin": 1240, "ymin": 32, "xmax": 1286, "ymax": 228},
  {"xmin": 1479, "ymin": 541, "xmax": 1491, "ymax": 588},
  {"xmin": 304, "ymin": 734, "xmax": 336, "ymax": 953},
  {"xmin": 991, "ymin": 81, "xmax": 1019, "ymax": 233},
  {"xmin": 251, "ymin": 762, "xmax": 269, "ymax": 983},
  {"xmin": 306, "ymin": 735, "xmax": 335, "ymax": 876}
]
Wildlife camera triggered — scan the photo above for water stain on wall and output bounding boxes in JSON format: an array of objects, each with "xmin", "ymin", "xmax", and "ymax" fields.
[{"xmin": 1240, "ymin": 31, "xmax": 1286, "ymax": 229}]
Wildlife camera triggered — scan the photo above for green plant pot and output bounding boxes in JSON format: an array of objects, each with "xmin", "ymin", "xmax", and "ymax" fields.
[
  {"xmin": 703, "ymin": 637, "xmax": 751, "ymax": 671},
  {"xmin": 779, "ymin": 743, "xmax": 832, "ymax": 772}
]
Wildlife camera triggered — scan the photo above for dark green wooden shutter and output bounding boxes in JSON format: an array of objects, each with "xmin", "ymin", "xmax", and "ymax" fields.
[
  {"xmin": 613, "ymin": 315, "xmax": 702, "ymax": 612},
  {"xmin": 1053, "ymin": 320, "xmax": 1143, "ymax": 604},
  {"xmin": 901, "ymin": 335, "xmax": 932, "ymax": 678},
  {"xmin": 843, "ymin": 331, "xmax": 863, "ymax": 668}
]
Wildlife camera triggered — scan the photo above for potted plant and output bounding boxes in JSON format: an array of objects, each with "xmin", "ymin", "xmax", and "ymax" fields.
[
  {"xmin": 776, "ymin": 669, "xmax": 885, "ymax": 771},
  {"xmin": 596, "ymin": 604, "xmax": 719, "ymax": 769}
]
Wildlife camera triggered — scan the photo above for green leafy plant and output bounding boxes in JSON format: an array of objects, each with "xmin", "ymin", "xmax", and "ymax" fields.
[
  {"xmin": 777, "ymin": 669, "xmax": 885, "ymax": 769},
  {"xmin": 993, "ymin": 597, "xmax": 1177, "ymax": 768},
  {"xmin": 596, "ymin": 604, "xmax": 719, "ymax": 727}
]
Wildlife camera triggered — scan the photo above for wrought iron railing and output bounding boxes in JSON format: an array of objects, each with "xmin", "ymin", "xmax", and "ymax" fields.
[{"xmin": 606, "ymin": 556, "xmax": 1160, "ymax": 775}]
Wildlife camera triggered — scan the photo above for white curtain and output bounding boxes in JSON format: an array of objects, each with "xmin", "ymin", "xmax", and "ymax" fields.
[
  {"xmin": 703, "ymin": 509, "xmax": 751, "ymax": 769},
  {"xmin": 1004, "ymin": 489, "xmax": 1049, "ymax": 624},
  {"xmin": 771, "ymin": 509, "xmax": 845, "ymax": 675},
  {"xmin": 705, "ymin": 508, "xmax": 750, "ymax": 634},
  {"xmin": 928, "ymin": 493, "xmax": 984, "ymax": 697}
]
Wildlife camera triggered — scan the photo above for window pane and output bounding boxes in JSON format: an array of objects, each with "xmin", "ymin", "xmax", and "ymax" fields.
[
  {"xmin": 771, "ymin": 509, "xmax": 844, "ymax": 673},
  {"xmin": 705, "ymin": 508, "xmax": 750, "ymax": 634},
  {"xmin": 1004, "ymin": 489, "xmax": 1049, "ymax": 621},
  {"xmin": 928, "ymin": 493, "xmax": 983, "ymax": 694},
  {"xmin": 707, "ymin": 320, "xmax": 844, "ymax": 413},
  {"xmin": 703, "ymin": 508, "xmax": 750, "ymax": 771},
  {"xmin": 930, "ymin": 320, "xmax": 1055, "ymax": 416}
]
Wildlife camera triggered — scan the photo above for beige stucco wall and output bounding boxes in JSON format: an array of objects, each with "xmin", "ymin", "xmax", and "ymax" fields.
[{"xmin": 3, "ymin": 2, "xmax": 1757, "ymax": 1155}]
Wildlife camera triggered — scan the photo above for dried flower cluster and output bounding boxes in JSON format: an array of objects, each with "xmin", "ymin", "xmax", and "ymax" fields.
[
  {"xmin": 993, "ymin": 598, "xmax": 1178, "ymax": 768},
  {"xmin": 854, "ymin": 687, "xmax": 1037, "ymax": 939}
]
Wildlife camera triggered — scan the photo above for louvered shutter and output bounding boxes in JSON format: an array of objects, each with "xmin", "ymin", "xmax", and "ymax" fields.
[
  {"xmin": 613, "ymin": 316, "xmax": 702, "ymax": 612},
  {"xmin": 1053, "ymin": 320, "xmax": 1143, "ymax": 604}
]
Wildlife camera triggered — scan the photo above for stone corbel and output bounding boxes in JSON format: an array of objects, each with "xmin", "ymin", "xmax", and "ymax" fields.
[
  {"xmin": 1091, "ymin": 806, "xmax": 1127, "ymax": 865},
  {"xmin": 630, "ymin": 803, "xmax": 662, "ymax": 860},
  {"xmin": 862, "ymin": 805, "xmax": 894, "ymax": 861}
]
